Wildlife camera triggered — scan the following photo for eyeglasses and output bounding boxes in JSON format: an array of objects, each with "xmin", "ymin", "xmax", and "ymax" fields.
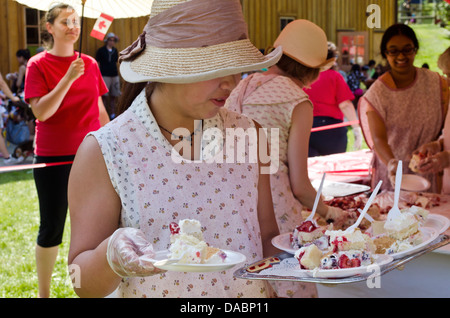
[{"xmin": 385, "ymin": 47, "xmax": 417, "ymax": 56}]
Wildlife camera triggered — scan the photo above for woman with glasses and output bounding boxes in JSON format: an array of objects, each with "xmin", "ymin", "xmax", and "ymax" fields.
[{"xmin": 358, "ymin": 23, "xmax": 449, "ymax": 192}]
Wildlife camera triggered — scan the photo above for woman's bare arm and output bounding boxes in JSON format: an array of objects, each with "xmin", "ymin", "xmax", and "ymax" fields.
[{"xmin": 68, "ymin": 135, "xmax": 122, "ymax": 297}]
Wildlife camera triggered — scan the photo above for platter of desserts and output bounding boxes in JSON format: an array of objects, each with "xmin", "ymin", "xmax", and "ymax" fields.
[
  {"xmin": 269, "ymin": 253, "xmax": 393, "ymax": 279},
  {"xmin": 234, "ymin": 197, "xmax": 449, "ymax": 282},
  {"xmin": 149, "ymin": 219, "xmax": 246, "ymax": 272},
  {"xmin": 233, "ymin": 234, "xmax": 449, "ymax": 284}
]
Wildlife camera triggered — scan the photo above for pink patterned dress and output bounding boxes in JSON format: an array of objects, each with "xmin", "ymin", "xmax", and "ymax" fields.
[
  {"xmin": 359, "ymin": 68, "xmax": 447, "ymax": 192},
  {"xmin": 226, "ymin": 73, "xmax": 318, "ymax": 298},
  {"xmin": 89, "ymin": 90, "xmax": 271, "ymax": 298},
  {"xmin": 227, "ymin": 73, "xmax": 311, "ymax": 233}
]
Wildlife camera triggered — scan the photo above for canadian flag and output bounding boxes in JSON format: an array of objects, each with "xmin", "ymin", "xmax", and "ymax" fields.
[{"xmin": 90, "ymin": 13, "xmax": 114, "ymax": 41}]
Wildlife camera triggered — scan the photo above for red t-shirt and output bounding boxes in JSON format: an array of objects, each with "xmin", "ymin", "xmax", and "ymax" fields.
[
  {"xmin": 303, "ymin": 69, "xmax": 354, "ymax": 121},
  {"xmin": 25, "ymin": 51, "xmax": 108, "ymax": 156}
]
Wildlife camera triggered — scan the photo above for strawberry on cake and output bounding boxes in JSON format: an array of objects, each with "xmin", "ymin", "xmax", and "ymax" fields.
[
  {"xmin": 295, "ymin": 228, "xmax": 376, "ymax": 270},
  {"xmin": 168, "ymin": 219, "xmax": 227, "ymax": 264},
  {"xmin": 291, "ymin": 220, "xmax": 330, "ymax": 251}
]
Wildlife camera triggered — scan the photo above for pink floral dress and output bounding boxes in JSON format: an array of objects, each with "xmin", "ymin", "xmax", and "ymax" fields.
[
  {"xmin": 226, "ymin": 73, "xmax": 318, "ymax": 298},
  {"xmin": 359, "ymin": 68, "xmax": 447, "ymax": 192},
  {"xmin": 89, "ymin": 90, "xmax": 271, "ymax": 298},
  {"xmin": 227, "ymin": 73, "xmax": 311, "ymax": 233}
]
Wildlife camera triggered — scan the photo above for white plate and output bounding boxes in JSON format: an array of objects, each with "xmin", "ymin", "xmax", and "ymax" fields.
[
  {"xmin": 311, "ymin": 180, "xmax": 370, "ymax": 198},
  {"xmin": 272, "ymin": 233, "xmax": 297, "ymax": 254},
  {"xmin": 386, "ymin": 227, "xmax": 439, "ymax": 259},
  {"xmin": 149, "ymin": 250, "xmax": 246, "ymax": 272},
  {"xmin": 425, "ymin": 214, "xmax": 450, "ymax": 234},
  {"xmin": 294, "ymin": 254, "xmax": 393, "ymax": 278},
  {"xmin": 400, "ymin": 174, "xmax": 430, "ymax": 192}
]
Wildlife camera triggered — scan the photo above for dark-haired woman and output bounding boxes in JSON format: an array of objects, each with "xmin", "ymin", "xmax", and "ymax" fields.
[
  {"xmin": 14, "ymin": 49, "xmax": 30, "ymax": 93},
  {"xmin": 359, "ymin": 23, "xmax": 449, "ymax": 192},
  {"xmin": 24, "ymin": 4, "xmax": 109, "ymax": 297}
]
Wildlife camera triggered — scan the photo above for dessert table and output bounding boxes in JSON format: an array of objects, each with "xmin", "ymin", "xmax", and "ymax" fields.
[
  {"xmin": 308, "ymin": 151, "xmax": 450, "ymax": 297},
  {"xmin": 308, "ymin": 149, "xmax": 372, "ymax": 184}
]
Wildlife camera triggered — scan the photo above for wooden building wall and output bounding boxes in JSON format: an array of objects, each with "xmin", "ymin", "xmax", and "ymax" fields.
[
  {"xmin": 1, "ymin": 0, "xmax": 397, "ymax": 77},
  {"xmin": 241, "ymin": 0, "xmax": 397, "ymax": 63},
  {"xmin": 0, "ymin": 0, "xmax": 27, "ymax": 77}
]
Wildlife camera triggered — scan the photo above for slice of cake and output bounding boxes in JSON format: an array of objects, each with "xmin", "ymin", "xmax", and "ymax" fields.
[
  {"xmin": 168, "ymin": 219, "xmax": 227, "ymax": 264},
  {"xmin": 373, "ymin": 206, "xmax": 427, "ymax": 255},
  {"xmin": 320, "ymin": 250, "xmax": 373, "ymax": 269},
  {"xmin": 409, "ymin": 152, "xmax": 426, "ymax": 172},
  {"xmin": 325, "ymin": 228, "xmax": 375, "ymax": 253},
  {"xmin": 294, "ymin": 244, "xmax": 323, "ymax": 270},
  {"xmin": 291, "ymin": 220, "xmax": 328, "ymax": 250},
  {"xmin": 383, "ymin": 211, "xmax": 419, "ymax": 240},
  {"xmin": 373, "ymin": 235, "xmax": 396, "ymax": 254}
]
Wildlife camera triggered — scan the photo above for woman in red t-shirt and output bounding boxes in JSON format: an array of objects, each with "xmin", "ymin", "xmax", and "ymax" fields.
[
  {"xmin": 303, "ymin": 43, "xmax": 362, "ymax": 157},
  {"xmin": 24, "ymin": 3, "xmax": 109, "ymax": 298}
]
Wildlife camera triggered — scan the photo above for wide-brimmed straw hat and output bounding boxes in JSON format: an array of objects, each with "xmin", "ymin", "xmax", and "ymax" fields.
[
  {"xmin": 274, "ymin": 19, "xmax": 335, "ymax": 72},
  {"xmin": 120, "ymin": 0, "xmax": 282, "ymax": 84}
]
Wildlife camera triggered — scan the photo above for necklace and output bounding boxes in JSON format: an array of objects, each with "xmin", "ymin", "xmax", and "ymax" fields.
[
  {"xmin": 158, "ymin": 120, "xmax": 203, "ymax": 146},
  {"xmin": 158, "ymin": 124, "xmax": 195, "ymax": 144}
]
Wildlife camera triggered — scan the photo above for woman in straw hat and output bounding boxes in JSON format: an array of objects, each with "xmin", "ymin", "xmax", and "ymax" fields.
[
  {"xmin": 226, "ymin": 20, "xmax": 358, "ymax": 298},
  {"xmin": 23, "ymin": 3, "xmax": 109, "ymax": 298},
  {"xmin": 68, "ymin": 0, "xmax": 282, "ymax": 298}
]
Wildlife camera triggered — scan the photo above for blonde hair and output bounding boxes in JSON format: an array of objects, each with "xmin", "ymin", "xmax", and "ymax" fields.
[{"xmin": 41, "ymin": 3, "xmax": 75, "ymax": 50}]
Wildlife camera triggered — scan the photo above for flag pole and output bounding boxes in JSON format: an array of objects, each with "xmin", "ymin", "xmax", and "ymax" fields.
[{"xmin": 78, "ymin": 0, "xmax": 87, "ymax": 58}]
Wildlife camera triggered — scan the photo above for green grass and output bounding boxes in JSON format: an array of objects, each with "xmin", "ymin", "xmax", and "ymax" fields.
[
  {"xmin": 411, "ymin": 24, "xmax": 450, "ymax": 73},
  {"xmin": 0, "ymin": 170, "xmax": 76, "ymax": 298}
]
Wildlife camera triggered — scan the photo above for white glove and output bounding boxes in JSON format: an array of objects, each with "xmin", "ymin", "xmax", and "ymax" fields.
[
  {"xmin": 106, "ymin": 227, "xmax": 164, "ymax": 278},
  {"xmin": 353, "ymin": 126, "xmax": 363, "ymax": 151}
]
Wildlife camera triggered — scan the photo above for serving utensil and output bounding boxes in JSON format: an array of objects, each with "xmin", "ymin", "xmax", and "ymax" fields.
[
  {"xmin": 345, "ymin": 180, "xmax": 382, "ymax": 233},
  {"xmin": 387, "ymin": 160, "xmax": 403, "ymax": 222},
  {"xmin": 306, "ymin": 173, "xmax": 326, "ymax": 222}
]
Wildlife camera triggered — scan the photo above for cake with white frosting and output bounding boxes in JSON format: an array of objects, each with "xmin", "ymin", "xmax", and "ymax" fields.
[{"xmin": 168, "ymin": 219, "xmax": 227, "ymax": 264}]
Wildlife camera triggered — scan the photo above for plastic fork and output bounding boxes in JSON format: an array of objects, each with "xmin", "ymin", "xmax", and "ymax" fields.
[
  {"xmin": 306, "ymin": 173, "xmax": 326, "ymax": 222},
  {"xmin": 387, "ymin": 160, "xmax": 403, "ymax": 222},
  {"xmin": 345, "ymin": 180, "xmax": 382, "ymax": 233}
]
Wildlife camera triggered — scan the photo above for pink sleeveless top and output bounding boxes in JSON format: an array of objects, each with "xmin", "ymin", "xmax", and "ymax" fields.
[
  {"xmin": 90, "ymin": 90, "xmax": 269, "ymax": 298},
  {"xmin": 359, "ymin": 68, "xmax": 445, "ymax": 192}
]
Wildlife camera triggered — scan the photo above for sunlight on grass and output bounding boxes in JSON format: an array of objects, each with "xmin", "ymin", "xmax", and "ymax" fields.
[
  {"xmin": 0, "ymin": 170, "xmax": 76, "ymax": 298},
  {"xmin": 411, "ymin": 24, "xmax": 450, "ymax": 73}
]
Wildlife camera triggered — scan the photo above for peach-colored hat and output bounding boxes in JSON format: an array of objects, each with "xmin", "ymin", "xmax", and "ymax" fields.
[{"xmin": 274, "ymin": 19, "xmax": 335, "ymax": 71}]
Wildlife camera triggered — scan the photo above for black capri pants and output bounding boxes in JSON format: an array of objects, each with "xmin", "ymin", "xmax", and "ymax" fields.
[
  {"xmin": 33, "ymin": 155, "xmax": 74, "ymax": 248},
  {"xmin": 308, "ymin": 116, "xmax": 348, "ymax": 157}
]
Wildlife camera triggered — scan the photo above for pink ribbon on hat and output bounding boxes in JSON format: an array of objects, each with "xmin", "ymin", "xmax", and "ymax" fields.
[{"xmin": 119, "ymin": 0, "xmax": 248, "ymax": 62}]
